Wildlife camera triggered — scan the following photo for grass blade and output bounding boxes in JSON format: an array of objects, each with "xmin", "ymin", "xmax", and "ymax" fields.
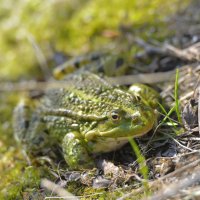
[{"xmin": 175, "ymin": 69, "xmax": 182, "ymax": 123}]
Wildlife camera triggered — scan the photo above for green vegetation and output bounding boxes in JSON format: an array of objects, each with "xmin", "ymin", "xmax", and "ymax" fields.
[
  {"xmin": 157, "ymin": 69, "xmax": 182, "ymax": 130},
  {"xmin": 0, "ymin": 148, "xmax": 47, "ymax": 199},
  {"xmin": 174, "ymin": 69, "xmax": 182, "ymax": 123},
  {"xmin": 128, "ymin": 138, "xmax": 149, "ymax": 192}
]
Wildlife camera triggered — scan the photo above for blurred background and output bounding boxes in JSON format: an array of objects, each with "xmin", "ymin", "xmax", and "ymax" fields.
[{"xmin": 0, "ymin": 0, "xmax": 189, "ymax": 80}]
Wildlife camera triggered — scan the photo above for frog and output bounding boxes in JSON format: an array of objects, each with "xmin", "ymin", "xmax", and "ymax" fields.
[{"xmin": 13, "ymin": 72, "xmax": 159, "ymax": 170}]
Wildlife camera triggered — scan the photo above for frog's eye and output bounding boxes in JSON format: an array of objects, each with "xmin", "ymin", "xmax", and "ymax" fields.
[{"xmin": 111, "ymin": 111, "xmax": 121, "ymax": 122}]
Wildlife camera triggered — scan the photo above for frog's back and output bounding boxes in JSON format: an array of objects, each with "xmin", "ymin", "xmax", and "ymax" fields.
[{"xmin": 42, "ymin": 72, "xmax": 136, "ymax": 117}]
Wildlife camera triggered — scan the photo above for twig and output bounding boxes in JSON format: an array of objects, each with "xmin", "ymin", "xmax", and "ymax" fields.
[
  {"xmin": 158, "ymin": 157, "xmax": 200, "ymax": 181},
  {"xmin": 198, "ymin": 87, "xmax": 200, "ymax": 136},
  {"xmin": 41, "ymin": 178, "xmax": 79, "ymax": 200},
  {"xmin": 164, "ymin": 133, "xmax": 195, "ymax": 152},
  {"xmin": 181, "ymin": 137, "xmax": 200, "ymax": 141},
  {"xmin": 135, "ymin": 37, "xmax": 200, "ymax": 62},
  {"xmin": 0, "ymin": 70, "xmax": 176, "ymax": 93},
  {"xmin": 118, "ymin": 158, "xmax": 200, "ymax": 200},
  {"xmin": 134, "ymin": 37, "xmax": 167, "ymax": 56},
  {"xmin": 166, "ymin": 42, "xmax": 200, "ymax": 61},
  {"xmin": 27, "ymin": 34, "xmax": 52, "ymax": 80},
  {"xmin": 145, "ymin": 167, "xmax": 200, "ymax": 200},
  {"xmin": 106, "ymin": 70, "xmax": 175, "ymax": 85},
  {"xmin": 179, "ymin": 91, "xmax": 194, "ymax": 102}
]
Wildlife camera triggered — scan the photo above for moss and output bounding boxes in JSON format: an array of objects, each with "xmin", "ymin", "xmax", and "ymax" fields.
[
  {"xmin": 0, "ymin": 149, "xmax": 50, "ymax": 199},
  {"xmin": 0, "ymin": 148, "xmax": 24, "ymax": 199},
  {"xmin": 0, "ymin": 147, "xmax": 39, "ymax": 199}
]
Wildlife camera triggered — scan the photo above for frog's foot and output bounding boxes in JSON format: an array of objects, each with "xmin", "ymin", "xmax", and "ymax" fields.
[{"xmin": 62, "ymin": 132, "xmax": 95, "ymax": 170}]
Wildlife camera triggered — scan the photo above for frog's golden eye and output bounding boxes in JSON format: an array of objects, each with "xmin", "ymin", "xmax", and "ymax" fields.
[{"xmin": 111, "ymin": 111, "xmax": 120, "ymax": 121}]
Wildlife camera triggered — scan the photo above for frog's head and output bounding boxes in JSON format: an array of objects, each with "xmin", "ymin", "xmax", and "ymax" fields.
[{"xmin": 85, "ymin": 104, "xmax": 156, "ymax": 140}]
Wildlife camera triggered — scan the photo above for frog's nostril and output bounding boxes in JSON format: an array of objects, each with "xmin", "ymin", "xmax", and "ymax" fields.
[
  {"xmin": 142, "ymin": 111, "xmax": 150, "ymax": 119},
  {"xmin": 132, "ymin": 114, "xmax": 142, "ymax": 124}
]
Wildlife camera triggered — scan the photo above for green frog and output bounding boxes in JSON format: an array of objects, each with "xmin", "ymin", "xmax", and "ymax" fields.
[{"xmin": 13, "ymin": 72, "xmax": 159, "ymax": 170}]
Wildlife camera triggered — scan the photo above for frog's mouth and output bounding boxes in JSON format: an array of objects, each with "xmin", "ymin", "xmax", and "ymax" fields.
[{"xmin": 85, "ymin": 122, "xmax": 154, "ymax": 140}]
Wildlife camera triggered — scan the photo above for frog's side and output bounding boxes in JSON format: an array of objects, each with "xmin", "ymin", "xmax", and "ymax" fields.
[{"xmin": 13, "ymin": 72, "xmax": 158, "ymax": 170}]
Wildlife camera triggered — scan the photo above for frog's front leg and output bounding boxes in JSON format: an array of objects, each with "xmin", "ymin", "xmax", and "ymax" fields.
[{"xmin": 62, "ymin": 132, "xmax": 95, "ymax": 170}]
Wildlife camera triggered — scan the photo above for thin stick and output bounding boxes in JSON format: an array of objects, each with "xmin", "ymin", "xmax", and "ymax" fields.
[
  {"xmin": 146, "ymin": 167, "xmax": 200, "ymax": 200},
  {"xmin": 106, "ymin": 70, "xmax": 175, "ymax": 85},
  {"xmin": 27, "ymin": 34, "xmax": 52, "ymax": 80},
  {"xmin": 41, "ymin": 179, "xmax": 79, "ymax": 200},
  {"xmin": 198, "ymin": 87, "xmax": 200, "ymax": 135},
  {"xmin": 0, "ymin": 70, "xmax": 176, "ymax": 93},
  {"xmin": 118, "ymin": 158, "xmax": 200, "ymax": 200}
]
